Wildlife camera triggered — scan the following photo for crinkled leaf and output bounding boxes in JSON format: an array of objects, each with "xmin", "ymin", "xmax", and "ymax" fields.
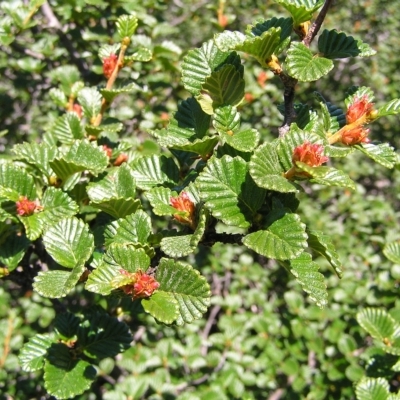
[
  {"xmin": 355, "ymin": 377, "xmax": 391, "ymax": 400},
  {"xmin": 286, "ymin": 42, "xmax": 334, "ymax": 82},
  {"xmin": 314, "ymin": 92, "xmax": 347, "ymax": 130},
  {"xmin": 243, "ymin": 211, "xmax": 308, "ymax": 260},
  {"xmin": 0, "ymin": 163, "xmax": 36, "ymax": 201},
  {"xmin": 274, "ymin": 0, "xmax": 323, "ymax": 26},
  {"xmin": 325, "ymin": 145, "xmax": 355, "ymax": 158},
  {"xmin": 18, "ymin": 333, "xmax": 54, "ymax": 372},
  {"xmin": 355, "ymin": 143, "xmax": 396, "ymax": 169},
  {"xmin": 196, "ymin": 155, "xmax": 266, "ymax": 228},
  {"xmin": 154, "ymin": 258, "xmax": 211, "ymax": 325},
  {"xmin": 127, "ymin": 47, "xmax": 152, "ymax": 62},
  {"xmin": 49, "ymin": 88, "xmax": 67, "ymax": 108},
  {"xmin": 213, "ymin": 105, "xmax": 241, "ymax": 133},
  {"xmin": 214, "ymin": 30, "xmax": 247, "ymax": 52},
  {"xmin": 19, "ymin": 212, "xmax": 43, "ymax": 241},
  {"xmin": 54, "ymin": 313, "xmax": 80, "ymax": 340},
  {"xmin": 247, "ymin": 17, "xmax": 293, "ymax": 44},
  {"xmin": 0, "ymin": 231, "xmax": 29, "ymax": 271},
  {"xmin": 250, "ymin": 142, "xmax": 298, "ymax": 193},
  {"xmin": 98, "ymin": 43, "xmax": 121, "ymax": 60},
  {"xmin": 344, "ymin": 86, "xmax": 375, "ymax": 107},
  {"xmin": 50, "ymin": 113, "xmax": 84, "ymax": 144},
  {"xmin": 116, "ymin": 15, "xmax": 138, "ymax": 38},
  {"xmin": 145, "ymin": 187, "xmax": 177, "ymax": 216},
  {"xmin": 307, "ymin": 229, "xmax": 343, "ymax": 277},
  {"xmin": 287, "ymin": 252, "xmax": 328, "ymax": 307},
  {"xmin": 130, "ymin": 155, "xmax": 179, "ymax": 190},
  {"xmin": 77, "ymin": 87, "xmax": 102, "ymax": 120},
  {"xmin": 221, "ymin": 128, "xmax": 260, "ymax": 152},
  {"xmin": 100, "ymin": 82, "xmax": 141, "ymax": 103},
  {"xmin": 44, "ymin": 343, "xmax": 96, "ymax": 400},
  {"xmin": 383, "ymin": 241, "xmax": 400, "ymax": 264},
  {"xmin": 377, "ymin": 98, "xmax": 400, "ymax": 117},
  {"xmin": 318, "ymin": 29, "xmax": 376, "ymax": 59},
  {"xmin": 142, "ymin": 291, "xmax": 179, "ymax": 325}
]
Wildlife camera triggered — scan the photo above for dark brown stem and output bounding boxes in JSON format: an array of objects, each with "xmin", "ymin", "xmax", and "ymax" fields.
[
  {"xmin": 302, "ymin": 0, "xmax": 334, "ymax": 47},
  {"xmin": 278, "ymin": 73, "xmax": 298, "ymax": 137}
]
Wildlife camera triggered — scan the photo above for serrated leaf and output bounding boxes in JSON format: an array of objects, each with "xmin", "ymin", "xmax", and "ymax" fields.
[
  {"xmin": 19, "ymin": 333, "xmax": 54, "ymax": 372},
  {"xmin": 221, "ymin": 128, "xmax": 260, "ymax": 152},
  {"xmin": 318, "ymin": 29, "xmax": 376, "ymax": 59},
  {"xmin": 116, "ymin": 15, "xmax": 138, "ymax": 38},
  {"xmin": 247, "ymin": 17, "xmax": 293, "ymax": 44},
  {"xmin": 345, "ymin": 86, "xmax": 375, "ymax": 107},
  {"xmin": 77, "ymin": 87, "xmax": 102, "ymax": 120},
  {"xmin": 154, "ymin": 258, "xmax": 211, "ymax": 325},
  {"xmin": 214, "ymin": 30, "xmax": 247, "ymax": 52},
  {"xmin": 19, "ymin": 212, "xmax": 43, "ymax": 241},
  {"xmin": 377, "ymin": 99, "xmax": 400, "ymax": 117},
  {"xmin": 100, "ymin": 82, "xmax": 140, "ymax": 103},
  {"xmin": 355, "ymin": 377, "xmax": 391, "ymax": 400},
  {"xmin": 49, "ymin": 88, "xmax": 68, "ymax": 108},
  {"xmin": 50, "ymin": 140, "xmax": 109, "ymax": 182},
  {"xmin": 44, "ymin": 343, "xmax": 96, "ymax": 400},
  {"xmin": 78, "ymin": 313, "xmax": 132, "ymax": 359},
  {"xmin": 145, "ymin": 187, "xmax": 177, "ymax": 216},
  {"xmin": 325, "ymin": 145, "xmax": 355, "ymax": 158},
  {"xmin": 127, "ymin": 47, "xmax": 152, "ymax": 62},
  {"xmin": 286, "ymin": 42, "xmax": 334, "ymax": 82},
  {"xmin": 314, "ymin": 92, "xmax": 347, "ymax": 130},
  {"xmin": 92, "ymin": 198, "xmax": 141, "ymax": 219},
  {"xmin": 142, "ymin": 291, "xmax": 179, "ymax": 325},
  {"xmin": 243, "ymin": 211, "xmax": 308, "ymax": 260},
  {"xmin": 130, "ymin": 155, "xmax": 179, "ymax": 190},
  {"xmin": 249, "ymin": 142, "xmax": 298, "ymax": 192},
  {"xmin": 383, "ymin": 241, "xmax": 400, "ymax": 264},
  {"xmin": 287, "ymin": 252, "xmax": 328, "ymax": 307},
  {"xmin": 98, "ymin": 43, "xmax": 121, "ymax": 60},
  {"xmin": 355, "ymin": 143, "xmax": 396, "ymax": 169},
  {"xmin": 213, "ymin": 105, "xmax": 241, "ymax": 133},
  {"xmin": 197, "ymin": 64, "xmax": 244, "ymax": 114},
  {"xmin": 50, "ymin": 113, "xmax": 84, "ymax": 144},
  {"xmin": 54, "ymin": 313, "xmax": 80, "ymax": 340},
  {"xmin": 274, "ymin": 0, "xmax": 323, "ymax": 26},
  {"xmin": 196, "ymin": 155, "xmax": 265, "ymax": 228},
  {"xmin": 33, "ymin": 265, "xmax": 85, "ymax": 298},
  {"xmin": 0, "ymin": 163, "xmax": 36, "ymax": 201},
  {"xmin": 0, "ymin": 231, "xmax": 29, "ymax": 271},
  {"xmin": 181, "ymin": 39, "xmax": 234, "ymax": 95},
  {"xmin": 307, "ymin": 229, "xmax": 342, "ymax": 277},
  {"xmin": 43, "ymin": 217, "xmax": 94, "ymax": 269}
]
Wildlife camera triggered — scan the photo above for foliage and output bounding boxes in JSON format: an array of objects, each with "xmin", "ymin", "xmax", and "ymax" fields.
[{"xmin": 1, "ymin": 0, "xmax": 400, "ymax": 399}]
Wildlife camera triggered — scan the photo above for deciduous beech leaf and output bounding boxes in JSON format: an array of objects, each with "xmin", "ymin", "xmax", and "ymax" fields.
[
  {"xmin": 355, "ymin": 143, "xmax": 396, "ymax": 168},
  {"xmin": 213, "ymin": 105, "xmax": 241, "ymax": 133},
  {"xmin": 314, "ymin": 92, "xmax": 347, "ymax": 130},
  {"xmin": 98, "ymin": 43, "xmax": 121, "ymax": 60},
  {"xmin": 377, "ymin": 98, "xmax": 400, "ymax": 117},
  {"xmin": 44, "ymin": 343, "xmax": 96, "ymax": 400},
  {"xmin": 116, "ymin": 15, "xmax": 138, "ymax": 38},
  {"xmin": 247, "ymin": 17, "xmax": 293, "ymax": 43},
  {"xmin": 18, "ymin": 333, "xmax": 54, "ymax": 372},
  {"xmin": 355, "ymin": 377, "xmax": 391, "ymax": 400},
  {"xmin": 0, "ymin": 163, "xmax": 36, "ymax": 201},
  {"xmin": 221, "ymin": 128, "xmax": 260, "ymax": 152},
  {"xmin": 145, "ymin": 187, "xmax": 177, "ymax": 216},
  {"xmin": 197, "ymin": 65, "xmax": 245, "ymax": 114},
  {"xmin": 91, "ymin": 198, "xmax": 141, "ymax": 220},
  {"xmin": 286, "ymin": 252, "xmax": 328, "ymax": 307},
  {"xmin": 214, "ymin": 30, "xmax": 247, "ymax": 52},
  {"xmin": 12, "ymin": 142, "xmax": 57, "ymax": 177},
  {"xmin": 196, "ymin": 155, "xmax": 266, "ymax": 228},
  {"xmin": 126, "ymin": 47, "xmax": 153, "ymax": 62},
  {"xmin": 243, "ymin": 212, "xmax": 307, "ymax": 260},
  {"xmin": 285, "ymin": 42, "xmax": 334, "ymax": 82},
  {"xmin": 307, "ymin": 229, "xmax": 343, "ymax": 277},
  {"xmin": 100, "ymin": 82, "xmax": 141, "ymax": 103},
  {"xmin": 33, "ymin": 265, "xmax": 85, "ymax": 298},
  {"xmin": 318, "ymin": 29, "xmax": 376, "ymax": 59},
  {"xmin": 383, "ymin": 241, "xmax": 400, "ymax": 264},
  {"xmin": 181, "ymin": 39, "xmax": 234, "ymax": 95},
  {"xmin": 49, "ymin": 88, "xmax": 67, "ymax": 107},
  {"xmin": 249, "ymin": 142, "xmax": 298, "ymax": 193},
  {"xmin": 325, "ymin": 145, "xmax": 355, "ymax": 158},
  {"xmin": 85, "ymin": 246, "xmax": 150, "ymax": 295},
  {"xmin": 344, "ymin": 86, "xmax": 375, "ymax": 107},
  {"xmin": 19, "ymin": 213, "xmax": 43, "ymax": 241},
  {"xmin": 142, "ymin": 291, "xmax": 179, "ymax": 325},
  {"xmin": 130, "ymin": 155, "xmax": 180, "ymax": 190},
  {"xmin": 50, "ymin": 113, "xmax": 84, "ymax": 144},
  {"xmin": 274, "ymin": 0, "xmax": 323, "ymax": 26},
  {"xmin": 50, "ymin": 140, "xmax": 109, "ymax": 182},
  {"xmin": 54, "ymin": 312, "xmax": 80, "ymax": 340},
  {"xmin": 0, "ymin": 231, "xmax": 29, "ymax": 271},
  {"xmin": 154, "ymin": 258, "xmax": 211, "ymax": 325},
  {"xmin": 77, "ymin": 87, "xmax": 102, "ymax": 120},
  {"xmin": 78, "ymin": 312, "xmax": 132, "ymax": 359}
]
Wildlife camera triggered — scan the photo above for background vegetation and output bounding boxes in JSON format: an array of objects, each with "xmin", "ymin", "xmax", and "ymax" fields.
[{"xmin": 0, "ymin": 0, "xmax": 399, "ymax": 399}]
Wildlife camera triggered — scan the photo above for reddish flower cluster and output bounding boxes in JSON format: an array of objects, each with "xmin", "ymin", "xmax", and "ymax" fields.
[
  {"xmin": 170, "ymin": 191, "xmax": 196, "ymax": 229},
  {"xmin": 15, "ymin": 196, "xmax": 42, "ymax": 216},
  {"xmin": 113, "ymin": 153, "xmax": 128, "ymax": 166},
  {"xmin": 72, "ymin": 103, "xmax": 82, "ymax": 119},
  {"xmin": 102, "ymin": 145, "xmax": 113, "ymax": 158},
  {"xmin": 346, "ymin": 95, "xmax": 374, "ymax": 124},
  {"xmin": 292, "ymin": 142, "xmax": 329, "ymax": 167},
  {"xmin": 103, "ymin": 54, "xmax": 118, "ymax": 79},
  {"xmin": 120, "ymin": 269, "xmax": 160, "ymax": 300}
]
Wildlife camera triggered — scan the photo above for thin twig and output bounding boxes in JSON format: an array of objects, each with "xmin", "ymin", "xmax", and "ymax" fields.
[{"xmin": 0, "ymin": 313, "xmax": 14, "ymax": 368}]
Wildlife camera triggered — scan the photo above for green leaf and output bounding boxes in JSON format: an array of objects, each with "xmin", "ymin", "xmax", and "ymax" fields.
[
  {"xmin": 274, "ymin": 0, "xmax": 323, "ymax": 26},
  {"xmin": 77, "ymin": 87, "xmax": 102, "ymax": 120},
  {"xmin": 19, "ymin": 213, "xmax": 43, "ymax": 241},
  {"xmin": 181, "ymin": 39, "xmax": 234, "ymax": 95},
  {"xmin": 286, "ymin": 42, "xmax": 334, "ymax": 82},
  {"xmin": 377, "ymin": 99, "xmax": 400, "ymax": 117},
  {"xmin": 318, "ymin": 29, "xmax": 376, "ymax": 59},
  {"xmin": 247, "ymin": 17, "xmax": 293, "ymax": 44},
  {"xmin": 116, "ymin": 15, "xmax": 138, "ymax": 38},
  {"xmin": 33, "ymin": 265, "xmax": 85, "ymax": 298},
  {"xmin": 54, "ymin": 313, "xmax": 80, "ymax": 340},
  {"xmin": 145, "ymin": 187, "xmax": 177, "ymax": 216},
  {"xmin": 153, "ymin": 258, "xmax": 211, "ymax": 325},
  {"xmin": 130, "ymin": 155, "xmax": 179, "ymax": 190},
  {"xmin": 98, "ymin": 43, "xmax": 121, "ymax": 60},
  {"xmin": 126, "ymin": 47, "xmax": 152, "ymax": 62},
  {"xmin": 307, "ymin": 229, "xmax": 343, "ymax": 277},
  {"xmin": 0, "ymin": 231, "xmax": 29, "ymax": 272},
  {"xmin": 287, "ymin": 252, "xmax": 328, "ymax": 307},
  {"xmin": 383, "ymin": 241, "xmax": 400, "ymax": 264},
  {"xmin": 44, "ymin": 343, "xmax": 96, "ymax": 399},
  {"xmin": 243, "ymin": 211, "xmax": 308, "ymax": 260},
  {"xmin": 142, "ymin": 291, "xmax": 179, "ymax": 325},
  {"xmin": 0, "ymin": 163, "xmax": 36, "ymax": 201},
  {"xmin": 213, "ymin": 105, "xmax": 241, "ymax": 133},
  {"xmin": 214, "ymin": 30, "xmax": 246, "ymax": 52},
  {"xmin": 221, "ymin": 128, "xmax": 260, "ymax": 152},
  {"xmin": 19, "ymin": 333, "xmax": 54, "ymax": 372},
  {"xmin": 355, "ymin": 143, "xmax": 396, "ymax": 169},
  {"xmin": 345, "ymin": 86, "xmax": 375, "ymax": 107},
  {"xmin": 50, "ymin": 140, "xmax": 109, "ymax": 182},
  {"xmin": 196, "ymin": 155, "xmax": 266, "ymax": 228},
  {"xmin": 43, "ymin": 217, "xmax": 93, "ymax": 269},
  {"xmin": 355, "ymin": 377, "xmax": 392, "ymax": 400},
  {"xmin": 50, "ymin": 113, "xmax": 84, "ymax": 144},
  {"xmin": 78, "ymin": 312, "xmax": 132, "ymax": 359},
  {"xmin": 100, "ymin": 83, "xmax": 141, "ymax": 103},
  {"xmin": 49, "ymin": 88, "xmax": 68, "ymax": 108},
  {"xmin": 249, "ymin": 142, "xmax": 298, "ymax": 193},
  {"xmin": 196, "ymin": 65, "xmax": 245, "ymax": 114}
]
